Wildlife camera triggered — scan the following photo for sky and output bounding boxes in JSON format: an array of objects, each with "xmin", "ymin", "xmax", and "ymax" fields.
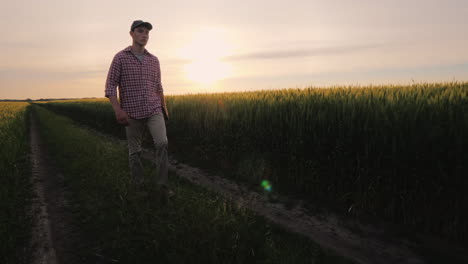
[{"xmin": 0, "ymin": 0, "xmax": 467, "ymax": 99}]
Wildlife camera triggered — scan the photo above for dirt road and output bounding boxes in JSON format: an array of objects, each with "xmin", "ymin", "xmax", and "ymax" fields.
[{"xmin": 29, "ymin": 112, "xmax": 82, "ymax": 264}]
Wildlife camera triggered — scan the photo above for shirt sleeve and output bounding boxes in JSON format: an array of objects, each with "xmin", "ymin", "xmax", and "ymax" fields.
[
  {"xmin": 155, "ymin": 57, "xmax": 164, "ymax": 93},
  {"xmin": 105, "ymin": 54, "xmax": 121, "ymax": 97}
]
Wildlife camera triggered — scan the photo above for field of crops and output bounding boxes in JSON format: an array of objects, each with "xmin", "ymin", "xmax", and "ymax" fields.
[
  {"xmin": 0, "ymin": 102, "xmax": 32, "ymax": 263},
  {"xmin": 1, "ymin": 82, "xmax": 467, "ymax": 262},
  {"xmin": 40, "ymin": 82, "xmax": 468, "ymax": 246}
]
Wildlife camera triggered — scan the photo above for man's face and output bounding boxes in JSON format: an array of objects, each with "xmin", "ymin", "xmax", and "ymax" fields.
[{"xmin": 130, "ymin": 27, "xmax": 150, "ymax": 46}]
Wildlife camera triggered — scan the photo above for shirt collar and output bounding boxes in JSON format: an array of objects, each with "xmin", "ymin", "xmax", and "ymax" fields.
[{"xmin": 125, "ymin": 46, "xmax": 149, "ymax": 54}]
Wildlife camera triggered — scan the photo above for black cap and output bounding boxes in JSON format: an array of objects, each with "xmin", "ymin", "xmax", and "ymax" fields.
[{"xmin": 131, "ymin": 20, "xmax": 153, "ymax": 31}]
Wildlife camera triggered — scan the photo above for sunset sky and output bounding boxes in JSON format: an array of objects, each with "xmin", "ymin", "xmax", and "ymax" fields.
[{"xmin": 1, "ymin": 0, "xmax": 467, "ymax": 99}]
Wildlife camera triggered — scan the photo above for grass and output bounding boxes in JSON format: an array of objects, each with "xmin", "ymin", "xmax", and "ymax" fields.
[
  {"xmin": 0, "ymin": 102, "xmax": 33, "ymax": 264},
  {"xmin": 32, "ymin": 104, "xmax": 354, "ymax": 263}
]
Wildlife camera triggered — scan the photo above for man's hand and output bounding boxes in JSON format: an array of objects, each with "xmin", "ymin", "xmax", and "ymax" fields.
[
  {"xmin": 107, "ymin": 96, "xmax": 129, "ymax": 126},
  {"xmin": 115, "ymin": 109, "xmax": 129, "ymax": 126}
]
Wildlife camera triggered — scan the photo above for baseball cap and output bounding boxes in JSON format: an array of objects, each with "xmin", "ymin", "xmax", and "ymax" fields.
[{"xmin": 131, "ymin": 20, "xmax": 153, "ymax": 31}]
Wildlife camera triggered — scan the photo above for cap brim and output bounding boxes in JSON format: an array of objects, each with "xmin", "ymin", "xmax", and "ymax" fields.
[
  {"xmin": 133, "ymin": 22, "xmax": 153, "ymax": 31},
  {"xmin": 140, "ymin": 22, "xmax": 153, "ymax": 30}
]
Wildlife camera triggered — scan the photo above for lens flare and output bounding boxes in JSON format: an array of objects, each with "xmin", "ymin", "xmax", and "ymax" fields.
[{"xmin": 261, "ymin": 180, "xmax": 272, "ymax": 192}]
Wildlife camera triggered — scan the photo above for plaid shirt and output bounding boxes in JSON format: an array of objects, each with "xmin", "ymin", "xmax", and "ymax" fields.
[{"xmin": 105, "ymin": 46, "xmax": 164, "ymax": 119}]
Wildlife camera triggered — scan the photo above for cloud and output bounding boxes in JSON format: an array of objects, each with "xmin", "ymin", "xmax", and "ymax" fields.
[
  {"xmin": 222, "ymin": 43, "xmax": 385, "ymax": 61},
  {"xmin": 222, "ymin": 61, "xmax": 468, "ymax": 83}
]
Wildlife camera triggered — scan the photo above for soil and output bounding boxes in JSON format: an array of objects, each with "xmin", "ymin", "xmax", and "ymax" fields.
[{"xmin": 29, "ymin": 112, "xmax": 83, "ymax": 264}]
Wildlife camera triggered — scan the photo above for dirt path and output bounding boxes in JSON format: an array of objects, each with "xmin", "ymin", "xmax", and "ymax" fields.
[{"xmin": 29, "ymin": 111, "xmax": 82, "ymax": 264}]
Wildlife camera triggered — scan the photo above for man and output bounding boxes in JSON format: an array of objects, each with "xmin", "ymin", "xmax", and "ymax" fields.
[{"xmin": 105, "ymin": 20, "xmax": 173, "ymax": 199}]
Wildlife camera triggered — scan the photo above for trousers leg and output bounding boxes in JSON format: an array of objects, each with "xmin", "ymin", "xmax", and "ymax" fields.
[
  {"xmin": 146, "ymin": 113, "xmax": 168, "ymax": 186},
  {"xmin": 126, "ymin": 118, "xmax": 145, "ymax": 184}
]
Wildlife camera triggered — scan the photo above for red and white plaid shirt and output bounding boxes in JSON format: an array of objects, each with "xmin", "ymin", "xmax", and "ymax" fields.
[{"xmin": 105, "ymin": 46, "xmax": 164, "ymax": 119}]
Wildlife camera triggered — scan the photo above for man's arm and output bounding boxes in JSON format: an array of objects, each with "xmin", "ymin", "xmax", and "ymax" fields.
[{"xmin": 105, "ymin": 54, "xmax": 129, "ymax": 125}]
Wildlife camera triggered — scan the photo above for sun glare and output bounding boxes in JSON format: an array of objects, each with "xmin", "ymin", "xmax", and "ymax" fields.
[
  {"xmin": 179, "ymin": 28, "xmax": 234, "ymax": 84},
  {"xmin": 184, "ymin": 60, "xmax": 232, "ymax": 84}
]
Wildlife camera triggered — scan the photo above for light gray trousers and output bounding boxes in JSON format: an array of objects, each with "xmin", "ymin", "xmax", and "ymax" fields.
[{"xmin": 125, "ymin": 112, "xmax": 168, "ymax": 186}]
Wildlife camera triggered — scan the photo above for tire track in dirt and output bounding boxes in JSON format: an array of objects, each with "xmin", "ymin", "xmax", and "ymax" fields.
[{"xmin": 29, "ymin": 110, "xmax": 82, "ymax": 264}]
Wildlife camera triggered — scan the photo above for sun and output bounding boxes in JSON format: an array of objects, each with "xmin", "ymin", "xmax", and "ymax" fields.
[
  {"xmin": 178, "ymin": 28, "xmax": 234, "ymax": 84},
  {"xmin": 184, "ymin": 60, "xmax": 232, "ymax": 84}
]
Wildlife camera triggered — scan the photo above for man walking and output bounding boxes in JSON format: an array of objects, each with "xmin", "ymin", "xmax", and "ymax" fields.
[{"xmin": 105, "ymin": 20, "xmax": 173, "ymax": 199}]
